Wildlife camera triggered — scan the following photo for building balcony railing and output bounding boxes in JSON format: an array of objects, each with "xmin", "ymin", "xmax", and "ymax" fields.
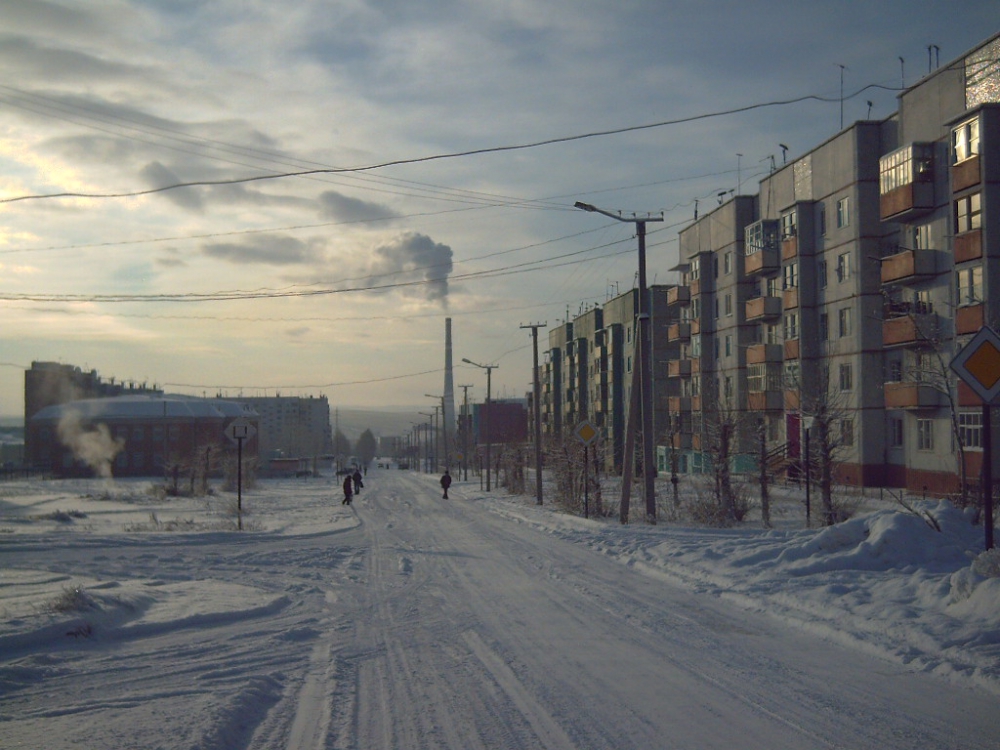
[
  {"xmin": 784, "ymin": 390, "xmax": 800, "ymax": 410},
  {"xmin": 668, "ymin": 322, "xmax": 691, "ymax": 342},
  {"xmin": 746, "ymin": 343, "xmax": 783, "ymax": 364},
  {"xmin": 781, "ymin": 236, "xmax": 798, "ymax": 260},
  {"xmin": 880, "ymin": 248, "xmax": 935, "ymax": 285},
  {"xmin": 882, "ymin": 313, "xmax": 936, "ymax": 347},
  {"xmin": 747, "ymin": 391, "xmax": 784, "ymax": 411},
  {"xmin": 668, "ymin": 396, "xmax": 692, "ymax": 412},
  {"xmin": 955, "ymin": 229, "xmax": 983, "ymax": 264},
  {"xmin": 690, "ymin": 318, "xmax": 701, "ymax": 335},
  {"xmin": 880, "ymin": 182, "xmax": 935, "ymax": 221},
  {"xmin": 744, "ymin": 247, "xmax": 779, "ymax": 277},
  {"xmin": 784, "ymin": 339, "xmax": 800, "ymax": 360},
  {"xmin": 952, "ymin": 154, "xmax": 981, "ymax": 192},
  {"xmin": 670, "ymin": 432, "xmax": 693, "ymax": 450},
  {"xmin": 782, "ymin": 288, "xmax": 799, "ymax": 310},
  {"xmin": 745, "ymin": 295, "xmax": 782, "ymax": 321},
  {"xmin": 668, "ymin": 359, "xmax": 692, "ymax": 377},
  {"xmin": 667, "ymin": 286, "xmax": 691, "ymax": 306},
  {"xmin": 956, "ymin": 303, "xmax": 985, "ymax": 335},
  {"xmin": 884, "ymin": 381, "xmax": 942, "ymax": 409}
]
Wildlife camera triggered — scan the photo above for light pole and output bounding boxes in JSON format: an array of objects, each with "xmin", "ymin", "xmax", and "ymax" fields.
[
  {"xmin": 575, "ymin": 201, "xmax": 664, "ymax": 523},
  {"xmin": 418, "ymin": 413, "xmax": 434, "ymax": 472},
  {"xmin": 426, "ymin": 393, "xmax": 448, "ymax": 470},
  {"xmin": 463, "ymin": 358, "xmax": 497, "ymax": 491},
  {"xmin": 520, "ymin": 322, "xmax": 547, "ymax": 505},
  {"xmin": 458, "ymin": 384, "xmax": 473, "ymax": 481}
]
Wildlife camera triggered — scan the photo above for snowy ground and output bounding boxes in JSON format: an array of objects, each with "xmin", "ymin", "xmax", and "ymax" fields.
[{"xmin": 1, "ymin": 467, "xmax": 998, "ymax": 749}]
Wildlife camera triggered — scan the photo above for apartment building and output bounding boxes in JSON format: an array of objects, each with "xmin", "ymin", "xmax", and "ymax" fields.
[{"xmin": 667, "ymin": 31, "xmax": 1000, "ymax": 494}]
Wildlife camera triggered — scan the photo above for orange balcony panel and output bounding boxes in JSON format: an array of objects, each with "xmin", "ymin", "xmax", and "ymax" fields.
[
  {"xmin": 784, "ymin": 339, "xmax": 800, "ymax": 360},
  {"xmin": 746, "ymin": 343, "xmax": 783, "ymax": 364},
  {"xmin": 955, "ymin": 230, "xmax": 983, "ymax": 264},
  {"xmin": 745, "ymin": 248, "xmax": 779, "ymax": 276},
  {"xmin": 667, "ymin": 286, "xmax": 691, "ymax": 306},
  {"xmin": 880, "ymin": 182, "xmax": 934, "ymax": 221},
  {"xmin": 956, "ymin": 304, "xmax": 985, "ymax": 335},
  {"xmin": 691, "ymin": 433, "xmax": 703, "ymax": 450},
  {"xmin": 952, "ymin": 155, "xmax": 981, "ymax": 192},
  {"xmin": 692, "ymin": 396, "xmax": 702, "ymax": 412},
  {"xmin": 781, "ymin": 236, "xmax": 798, "ymax": 261},
  {"xmin": 883, "ymin": 314, "xmax": 934, "ymax": 347},
  {"xmin": 784, "ymin": 390, "xmax": 800, "ymax": 410},
  {"xmin": 748, "ymin": 391, "xmax": 783, "ymax": 411},
  {"xmin": 668, "ymin": 396, "xmax": 692, "ymax": 412},
  {"xmin": 671, "ymin": 432, "xmax": 693, "ymax": 450},
  {"xmin": 690, "ymin": 318, "xmax": 701, "ymax": 335},
  {"xmin": 884, "ymin": 382, "xmax": 942, "ymax": 409},
  {"xmin": 668, "ymin": 322, "xmax": 691, "ymax": 341},
  {"xmin": 782, "ymin": 288, "xmax": 799, "ymax": 309},
  {"xmin": 668, "ymin": 359, "xmax": 692, "ymax": 377},
  {"xmin": 881, "ymin": 249, "xmax": 935, "ymax": 284},
  {"xmin": 745, "ymin": 296, "xmax": 782, "ymax": 321},
  {"xmin": 690, "ymin": 279, "xmax": 701, "ymax": 296},
  {"xmin": 958, "ymin": 380, "xmax": 984, "ymax": 407}
]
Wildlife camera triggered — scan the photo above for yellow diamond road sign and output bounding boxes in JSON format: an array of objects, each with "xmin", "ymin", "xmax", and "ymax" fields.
[
  {"xmin": 951, "ymin": 326, "xmax": 1000, "ymax": 403},
  {"xmin": 574, "ymin": 420, "xmax": 599, "ymax": 446}
]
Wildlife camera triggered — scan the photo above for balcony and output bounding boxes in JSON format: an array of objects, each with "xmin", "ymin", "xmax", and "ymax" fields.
[
  {"xmin": 781, "ymin": 236, "xmax": 798, "ymax": 261},
  {"xmin": 784, "ymin": 339, "xmax": 800, "ymax": 360},
  {"xmin": 782, "ymin": 288, "xmax": 799, "ymax": 310},
  {"xmin": 880, "ymin": 248, "xmax": 935, "ymax": 285},
  {"xmin": 668, "ymin": 322, "xmax": 691, "ymax": 342},
  {"xmin": 667, "ymin": 286, "xmax": 691, "ymax": 306},
  {"xmin": 668, "ymin": 396, "xmax": 692, "ymax": 412},
  {"xmin": 955, "ymin": 229, "xmax": 983, "ymax": 263},
  {"xmin": 746, "ymin": 343, "xmax": 783, "ymax": 364},
  {"xmin": 952, "ymin": 154, "xmax": 981, "ymax": 192},
  {"xmin": 956, "ymin": 303, "xmax": 985, "ymax": 335},
  {"xmin": 744, "ymin": 247, "xmax": 779, "ymax": 277},
  {"xmin": 748, "ymin": 391, "xmax": 783, "ymax": 411},
  {"xmin": 882, "ymin": 313, "xmax": 936, "ymax": 347},
  {"xmin": 668, "ymin": 359, "xmax": 692, "ymax": 377},
  {"xmin": 879, "ymin": 143, "xmax": 935, "ymax": 221},
  {"xmin": 690, "ymin": 318, "xmax": 701, "ymax": 335},
  {"xmin": 880, "ymin": 183, "xmax": 935, "ymax": 221},
  {"xmin": 884, "ymin": 381, "xmax": 942, "ymax": 409},
  {"xmin": 959, "ymin": 381, "xmax": 983, "ymax": 407},
  {"xmin": 670, "ymin": 432, "xmax": 693, "ymax": 450},
  {"xmin": 745, "ymin": 295, "xmax": 782, "ymax": 321},
  {"xmin": 784, "ymin": 390, "xmax": 800, "ymax": 410}
]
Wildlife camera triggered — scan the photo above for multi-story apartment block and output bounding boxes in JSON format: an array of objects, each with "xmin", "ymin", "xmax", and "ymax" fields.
[
  {"xmin": 238, "ymin": 395, "xmax": 334, "ymax": 461},
  {"xmin": 666, "ymin": 31, "xmax": 1000, "ymax": 495}
]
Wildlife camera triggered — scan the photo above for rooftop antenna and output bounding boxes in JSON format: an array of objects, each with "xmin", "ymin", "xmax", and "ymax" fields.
[
  {"xmin": 717, "ymin": 191, "xmax": 726, "ymax": 205},
  {"xmin": 779, "ymin": 144, "xmax": 789, "ymax": 164},
  {"xmin": 838, "ymin": 64, "xmax": 847, "ymax": 129},
  {"xmin": 694, "ymin": 198, "xmax": 699, "ymax": 220},
  {"xmin": 899, "ymin": 57, "xmax": 905, "ymax": 88},
  {"xmin": 736, "ymin": 153, "xmax": 743, "ymax": 194},
  {"xmin": 866, "ymin": 100, "xmax": 873, "ymax": 119}
]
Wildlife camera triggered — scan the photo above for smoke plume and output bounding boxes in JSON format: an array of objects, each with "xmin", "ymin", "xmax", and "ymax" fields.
[{"xmin": 56, "ymin": 410, "xmax": 125, "ymax": 479}]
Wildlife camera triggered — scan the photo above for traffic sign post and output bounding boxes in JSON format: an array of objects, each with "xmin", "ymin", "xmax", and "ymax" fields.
[
  {"xmin": 225, "ymin": 418, "xmax": 257, "ymax": 532},
  {"xmin": 575, "ymin": 421, "xmax": 599, "ymax": 519},
  {"xmin": 951, "ymin": 327, "xmax": 1000, "ymax": 550}
]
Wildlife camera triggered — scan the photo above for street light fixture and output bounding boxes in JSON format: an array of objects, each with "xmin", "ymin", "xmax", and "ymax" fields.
[
  {"xmin": 462, "ymin": 358, "xmax": 497, "ymax": 491},
  {"xmin": 575, "ymin": 201, "xmax": 663, "ymax": 523}
]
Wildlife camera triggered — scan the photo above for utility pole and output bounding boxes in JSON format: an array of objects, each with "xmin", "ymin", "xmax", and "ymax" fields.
[
  {"xmin": 521, "ymin": 322, "xmax": 547, "ymax": 505},
  {"xmin": 575, "ymin": 202, "xmax": 663, "ymax": 523},
  {"xmin": 463, "ymin": 358, "xmax": 497, "ymax": 491},
  {"xmin": 458, "ymin": 384, "xmax": 473, "ymax": 481}
]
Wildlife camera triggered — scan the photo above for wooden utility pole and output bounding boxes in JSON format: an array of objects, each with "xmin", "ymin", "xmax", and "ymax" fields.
[{"xmin": 521, "ymin": 322, "xmax": 547, "ymax": 505}]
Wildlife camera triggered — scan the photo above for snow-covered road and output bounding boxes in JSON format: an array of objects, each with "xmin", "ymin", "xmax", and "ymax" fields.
[{"xmin": 1, "ymin": 468, "xmax": 997, "ymax": 748}]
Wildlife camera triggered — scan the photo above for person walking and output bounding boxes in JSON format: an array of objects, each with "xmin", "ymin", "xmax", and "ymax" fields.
[
  {"xmin": 440, "ymin": 470, "xmax": 452, "ymax": 499},
  {"xmin": 342, "ymin": 474, "xmax": 354, "ymax": 505},
  {"xmin": 352, "ymin": 468, "xmax": 363, "ymax": 495}
]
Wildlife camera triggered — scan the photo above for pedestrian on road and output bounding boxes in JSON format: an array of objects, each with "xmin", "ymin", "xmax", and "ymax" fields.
[
  {"xmin": 440, "ymin": 470, "xmax": 452, "ymax": 499},
  {"xmin": 342, "ymin": 474, "xmax": 354, "ymax": 505},
  {"xmin": 352, "ymin": 468, "xmax": 364, "ymax": 495}
]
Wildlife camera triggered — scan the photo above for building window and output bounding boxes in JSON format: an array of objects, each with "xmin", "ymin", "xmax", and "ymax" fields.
[
  {"xmin": 839, "ymin": 363, "xmax": 853, "ymax": 391},
  {"xmin": 915, "ymin": 289, "xmax": 933, "ymax": 315},
  {"xmin": 887, "ymin": 359, "xmax": 903, "ymax": 382},
  {"xmin": 889, "ymin": 418, "xmax": 904, "ymax": 448},
  {"xmin": 781, "ymin": 210, "xmax": 797, "ymax": 239},
  {"xmin": 838, "ymin": 307, "xmax": 852, "ymax": 337},
  {"xmin": 836, "ymin": 252, "xmax": 852, "ymax": 282},
  {"xmin": 783, "ymin": 262, "xmax": 799, "ymax": 289},
  {"xmin": 725, "ymin": 334, "xmax": 732, "ymax": 357},
  {"xmin": 724, "ymin": 376, "xmax": 733, "ymax": 401},
  {"xmin": 819, "ymin": 313, "xmax": 829, "ymax": 341},
  {"xmin": 959, "ymin": 412, "xmax": 983, "ymax": 449},
  {"xmin": 783, "ymin": 360, "xmax": 800, "ymax": 389},
  {"xmin": 953, "ymin": 116, "xmax": 980, "ymax": 163},
  {"xmin": 955, "ymin": 192, "xmax": 982, "ymax": 234},
  {"xmin": 784, "ymin": 312, "xmax": 799, "ymax": 340},
  {"xmin": 836, "ymin": 196, "xmax": 851, "ymax": 228},
  {"xmin": 879, "ymin": 143, "xmax": 934, "ymax": 194},
  {"xmin": 840, "ymin": 419, "xmax": 854, "ymax": 447},
  {"xmin": 724, "ymin": 251, "xmax": 733, "ymax": 275},
  {"xmin": 917, "ymin": 419, "xmax": 934, "ymax": 451},
  {"xmin": 725, "ymin": 293, "xmax": 733, "ymax": 317},
  {"xmin": 818, "ymin": 260, "xmax": 827, "ymax": 289},
  {"xmin": 818, "ymin": 204, "xmax": 827, "ymax": 236},
  {"xmin": 957, "ymin": 265, "xmax": 983, "ymax": 306},
  {"xmin": 912, "ymin": 224, "xmax": 932, "ymax": 251}
]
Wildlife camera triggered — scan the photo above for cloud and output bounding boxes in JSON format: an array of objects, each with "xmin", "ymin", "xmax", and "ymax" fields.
[
  {"xmin": 202, "ymin": 234, "xmax": 325, "ymax": 266},
  {"xmin": 318, "ymin": 190, "xmax": 397, "ymax": 224},
  {"xmin": 368, "ymin": 232, "xmax": 452, "ymax": 307},
  {"xmin": 141, "ymin": 161, "xmax": 204, "ymax": 211}
]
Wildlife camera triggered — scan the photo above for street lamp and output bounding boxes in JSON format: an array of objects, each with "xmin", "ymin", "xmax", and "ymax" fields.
[
  {"xmin": 426, "ymin": 393, "xmax": 448, "ymax": 470},
  {"xmin": 575, "ymin": 201, "xmax": 664, "ymax": 523},
  {"xmin": 463, "ymin": 358, "xmax": 497, "ymax": 491},
  {"xmin": 418, "ymin": 413, "xmax": 434, "ymax": 473}
]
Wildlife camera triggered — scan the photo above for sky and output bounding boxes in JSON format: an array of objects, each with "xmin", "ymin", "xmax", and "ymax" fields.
[
  {"xmin": 1, "ymin": 1, "xmax": 998, "ymax": 419},
  {"xmin": 1, "ymin": 472, "xmax": 998, "ymax": 747}
]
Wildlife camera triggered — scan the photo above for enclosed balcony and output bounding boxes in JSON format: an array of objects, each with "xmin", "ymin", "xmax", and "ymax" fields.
[
  {"xmin": 667, "ymin": 359, "xmax": 693, "ymax": 377},
  {"xmin": 880, "ymin": 248, "xmax": 935, "ymax": 285},
  {"xmin": 748, "ymin": 391, "xmax": 784, "ymax": 411},
  {"xmin": 884, "ymin": 381, "xmax": 942, "ymax": 409},
  {"xmin": 745, "ymin": 295, "xmax": 782, "ymax": 321},
  {"xmin": 746, "ymin": 343, "xmax": 783, "ymax": 364},
  {"xmin": 882, "ymin": 313, "xmax": 936, "ymax": 347},
  {"xmin": 667, "ymin": 322, "xmax": 691, "ymax": 342},
  {"xmin": 879, "ymin": 143, "xmax": 935, "ymax": 221},
  {"xmin": 668, "ymin": 396, "xmax": 692, "ymax": 412},
  {"xmin": 744, "ymin": 220, "xmax": 780, "ymax": 277},
  {"xmin": 952, "ymin": 154, "xmax": 981, "ymax": 192}
]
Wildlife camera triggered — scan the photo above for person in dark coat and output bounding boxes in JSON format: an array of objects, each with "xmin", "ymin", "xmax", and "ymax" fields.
[
  {"xmin": 440, "ymin": 470, "xmax": 452, "ymax": 499},
  {"xmin": 342, "ymin": 474, "xmax": 354, "ymax": 505},
  {"xmin": 352, "ymin": 468, "xmax": 363, "ymax": 494}
]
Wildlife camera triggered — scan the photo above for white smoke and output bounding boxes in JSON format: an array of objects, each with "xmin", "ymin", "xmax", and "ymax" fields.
[{"xmin": 56, "ymin": 410, "xmax": 125, "ymax": 479}]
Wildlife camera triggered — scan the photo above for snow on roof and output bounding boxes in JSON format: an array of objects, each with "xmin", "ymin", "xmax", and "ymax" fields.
[{"xmin": 30, "ymin": 394, "xmax": 257, "ymax": 423}]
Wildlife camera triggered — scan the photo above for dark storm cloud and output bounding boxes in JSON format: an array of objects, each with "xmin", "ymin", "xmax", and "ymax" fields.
[
  {"xmin": 202, "ymin": 234, "xmax": 324, "ymax": 266},
  {"xmin": 369, "ymin": 232, "xmax": 452, "ymax": 305},
  {"xmin": 318, "ymin": 190, "xmax": 398, "ymax": 224}
]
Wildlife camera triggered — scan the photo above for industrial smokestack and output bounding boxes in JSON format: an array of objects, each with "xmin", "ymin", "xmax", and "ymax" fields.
[{"xmin": 443, "ymin": 318, "xmax": 456, "ymax": 448}]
